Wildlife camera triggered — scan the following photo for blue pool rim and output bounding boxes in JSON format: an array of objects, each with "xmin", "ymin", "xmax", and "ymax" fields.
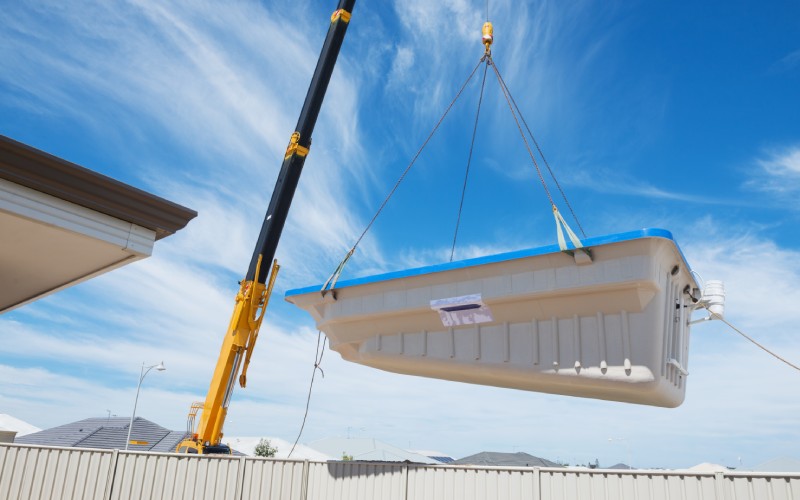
[{"xmin": 285, "ymin": 228, "xmax": 688, "ymax": 297}]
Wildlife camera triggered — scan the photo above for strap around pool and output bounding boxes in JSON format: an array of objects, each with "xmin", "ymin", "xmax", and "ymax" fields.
[{"xmin": 554, "ymin": 206, "xmax": 584, "ymax": 252}]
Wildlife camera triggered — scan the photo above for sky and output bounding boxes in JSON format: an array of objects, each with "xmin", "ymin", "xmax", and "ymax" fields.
[{"xmin": 1, "ymin": 0, "xmax": 799, "ymax": 470}]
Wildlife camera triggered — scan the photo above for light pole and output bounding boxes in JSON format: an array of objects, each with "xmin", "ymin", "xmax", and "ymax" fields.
[
  {"xmin": 125, "ymin": 361, "xmax": 165, "ymax": 451},
  {"xmin": 608, "ymin": 437, "xmax": 633, "ymax": 469}
]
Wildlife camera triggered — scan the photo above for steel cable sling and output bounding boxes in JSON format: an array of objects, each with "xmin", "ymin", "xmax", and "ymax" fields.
[
  {"xmin": 289, "ymin": 57, "xmax": 488, "ymax": 456},
  {"xmin": 295, "ymin": 20, "xmax": 594, "ymax": 454},
  {"xmin": 486, "ymin": 55, "xmax": 587, "ymax": 252},
  {"xmin": 323, "ymin": 51, "xmax": 591, "ymax": 289},
  {"xmin": 489, "ymin": 57, "xmax": 586, "ymax": 239},
  {"xmin": 451, "ymin": 61, "xmax": 490, "ymax": 262},
  {"xmin": 321, "ymin": 56, "xmax": 487, "ymax": 292}
]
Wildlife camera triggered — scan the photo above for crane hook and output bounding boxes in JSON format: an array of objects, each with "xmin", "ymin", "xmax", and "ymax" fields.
[{"xmin": 482, "ymin": 21, "xmax": 494, "ymax": 54}]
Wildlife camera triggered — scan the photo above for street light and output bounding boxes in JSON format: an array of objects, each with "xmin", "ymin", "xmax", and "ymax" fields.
[
  {"xmin": 125, "ymin": 361, "xmax": 165, "ymax": 451},
  {"xmin": 608, "ymin": 437, "xmax": 633, "ymax": 469}
]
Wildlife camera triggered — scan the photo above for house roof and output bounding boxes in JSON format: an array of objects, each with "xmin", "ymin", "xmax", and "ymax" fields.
[
  {"xmin": 225, "ymin": 436, "xmax": 331, "ymax": 460},
  {"xmin": 408, "ymin": 449, "xmax": 455, "ymax": 464},
  {"xmin": 686, "ymin": 462, "xmax": 729, "ymax": 473},
  {"xmin": 0, "ymin": 135, "xmax": 197, "ymax": 313},
  {"xmin": 453, "ymin": 451, "xmax": 562, "ymax": 468},
  {"xmin": 750, "ymin": 457, "xmax": 800, "ymax": 473},
  {"xmin": 0, "ymin": 135, "xmax": 196, "ymax": 241},
  {"xmin": 0, "ymin": 414, "xmax": 41, "ymax": 436},
  {"xmin": 13, "ymin": 416, "xmax": 189, "ymax": 453},
  {"xmin": 307, "ymin": 437, "xmax": 440, "ymax": 464},
  {"xmin": 607, "ymin": 463, "xmax": 635, "ymax": 470}
]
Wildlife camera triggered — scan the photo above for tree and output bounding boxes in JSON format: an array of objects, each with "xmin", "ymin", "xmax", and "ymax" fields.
[{"xmin": 254, "ymin": 438, "xmax": 278, "ymax": 458}]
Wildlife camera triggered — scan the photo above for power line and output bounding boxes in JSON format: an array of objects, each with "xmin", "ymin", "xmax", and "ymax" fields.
[{"xmin": 708, "ymin": 309, "xmax": 800, "ymax": 372}]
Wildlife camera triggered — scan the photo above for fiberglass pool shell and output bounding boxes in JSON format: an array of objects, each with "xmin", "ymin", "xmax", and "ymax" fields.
[{"xmin": 286, "ymin": 229, "xmax": 700, "ymax": 408}]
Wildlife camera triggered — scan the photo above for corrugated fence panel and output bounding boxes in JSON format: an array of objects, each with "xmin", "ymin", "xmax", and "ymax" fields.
[
  {"xmin": 407, "ymin": 465, "xmax": 535, "ymax": 500},
  {"xmin": 4, "ymin": 444, "xmax": 800, "ymax": 500},
  {"xmin": 240, "ymin": 458, "xmax": 306, "ymax": 500},
  {"xmin": 539, "ymin": 469, "xmax": 720, "ymax": 500},
  {"xmin": 306, "ymin": 461, "xmax": 406, "ymax": 500},
  {"xmin": 0, "ymin": 444, "xmax": 113, "ymax": 500},
  {"xmin": 724, "ymin": 473, "xmax": 800, "ymax": 500},
  {"xmin": 662, "ymin": 473, "xmax": 718, "ymax": 499},
  {"xmin": 110, "ymin": 451, "xmax": 241, "ymax": 500}
]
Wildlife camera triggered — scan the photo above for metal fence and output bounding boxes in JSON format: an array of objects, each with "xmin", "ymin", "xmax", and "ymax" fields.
[{"xmin": 2, "ymin": 443, "xmax": 798, "ymax": 500}]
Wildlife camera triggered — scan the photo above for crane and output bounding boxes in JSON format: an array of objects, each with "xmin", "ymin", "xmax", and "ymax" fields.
[{"xmin": 176, "ymin": 0, "xmax": 356, "ymax": 454}]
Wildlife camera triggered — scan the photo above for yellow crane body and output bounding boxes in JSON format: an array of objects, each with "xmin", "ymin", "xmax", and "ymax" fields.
[
  {"xmin": 176, "ymin": 0, "xmax": 355, "ymax": 454},
  {"xmin": 177, "ymin": 258, "xmax": 278, "ymax": 454}
]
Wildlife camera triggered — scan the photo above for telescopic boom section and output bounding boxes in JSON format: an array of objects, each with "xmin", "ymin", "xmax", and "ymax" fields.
[{"xmin": 176, "ymin": 0, "xmax": 356, "ymax": 455}]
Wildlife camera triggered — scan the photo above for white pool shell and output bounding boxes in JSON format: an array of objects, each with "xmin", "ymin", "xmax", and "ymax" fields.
[{"xmin": 286, "ymin": 229, "xmax": 700, "ymax": 407}]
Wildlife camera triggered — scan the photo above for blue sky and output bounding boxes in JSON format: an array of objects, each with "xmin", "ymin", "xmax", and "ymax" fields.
[{"xmin": 1, "ymin": 0, "xmax": 799, "ymax": 469}]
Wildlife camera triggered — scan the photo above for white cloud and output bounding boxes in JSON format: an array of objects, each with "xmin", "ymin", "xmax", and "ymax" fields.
[
  {"xmin": 1, "ymin": 0, "xmax": 799, "ymax": 472},
  {"xmin": 747, "ymin": 146, "xmax": 800, "ymax": 197},
  {"xmin": 0, "ymin": 0, "xmax": 390, "ymax": 288},
  {"xmin": 4, "ymin": 214, "xmax": 800, "ymax": 469},
  {"xmin": 261, "ymin": 220, "xmax": 800, "ymax": 468},
  {"xmin": 565, "ymin": 168, "xmax": 754, "ymax": 207},
  {"xmin": 771, "ymin": 48, "xmax": 800, "ymax": 73},
  {"xmin": 389, "ymin": 241, "xmax": 521, "ymax": 270},
  {"xmin": 683, "ymin": 223, "xmax": 800, "ymax": 333},
  {"xmin": 387, "ymin": 46, "xmax": 415, "ymax": 90},
  {"xmin": 395, "ymin": 0, "xmax": 481, "ymax": 43}
]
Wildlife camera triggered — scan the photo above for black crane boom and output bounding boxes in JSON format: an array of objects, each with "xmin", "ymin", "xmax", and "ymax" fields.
[{"xmin": 247, "ymin": 0, "xmax": 356, "ymax": 284}]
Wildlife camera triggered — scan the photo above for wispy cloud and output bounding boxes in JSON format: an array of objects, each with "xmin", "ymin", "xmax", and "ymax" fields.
[
  {"xmin": 0, "ymin": 0, "xmax": 388, "ymax": 286},
  {"xmin": 386, "ymin": 45, "xmax": 415, "ymax": 91},
  {"xmin": 0, "ymin": 0, "xmax": 378, "ymax": 413},
  {"xmin": 770, "ymin": 48, "xmax": 800, "ymax": 74},
  {"xmin": 3, "ymin": 201, "xmax": 800, "ymax": 469},
  {"xmin": 745, "ymin": 146, "xmax": 800, "ymax": 198},
  {"xmin": 683, "ymin": 221, "xmax": 800, "ymax": 332},
  {"xmin": 2, "ymin": 0, "xmax": 799, "ymax": 471},
  {"xmin": 391, "ymin": 241, "xmax": 521, "ymax": 270},
  {"xmin": 566, "ymin": 168, "xmax": 754, "ymax": 206}
]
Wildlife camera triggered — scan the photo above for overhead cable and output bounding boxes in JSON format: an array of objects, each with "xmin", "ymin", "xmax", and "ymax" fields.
[{"xmin": 288, "ymin": 331, "xmax": 327, "ymax": 458}]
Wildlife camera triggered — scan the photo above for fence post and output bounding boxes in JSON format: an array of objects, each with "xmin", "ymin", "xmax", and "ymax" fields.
[
  {"xmin": 301, "ymin": 460, "xmax": 309, "ymax": 500},
  {"xmin": 403, "ymin": 463, "xmax": 410, "ymax": 500},
  {"xmin": 103, "ymin": 449, "xmax": 120, "ymax": 500},
  {"xmin": 714, "ymin": 471, "xmax": 726, "ymax": 500},
  {"xmin": 533, "ymin": 467, "xmax": 541, "ymax": 500},
  {"xmin": 233, "ymin": 455, "xmax": 247, "ymax": 500}
]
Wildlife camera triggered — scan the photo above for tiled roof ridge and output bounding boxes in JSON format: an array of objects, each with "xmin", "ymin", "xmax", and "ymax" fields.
[
  {"xmin": 150, "ymin": 430, "xmax": 189, "ymax": 451},
  {"xmin": 72, "ymin": 425, "xmax": 105, "ymax": 447}
]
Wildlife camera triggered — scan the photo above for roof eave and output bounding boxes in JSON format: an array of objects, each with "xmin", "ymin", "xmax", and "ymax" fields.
[{"xmin": 0, "ymin": 135, "xmax": 197, "ymax": 240}]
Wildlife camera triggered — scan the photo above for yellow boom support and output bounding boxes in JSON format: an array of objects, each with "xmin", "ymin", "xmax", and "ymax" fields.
[{"xmin": 176, "ymin": 258, "xmax": 279, "ymax": 454}]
